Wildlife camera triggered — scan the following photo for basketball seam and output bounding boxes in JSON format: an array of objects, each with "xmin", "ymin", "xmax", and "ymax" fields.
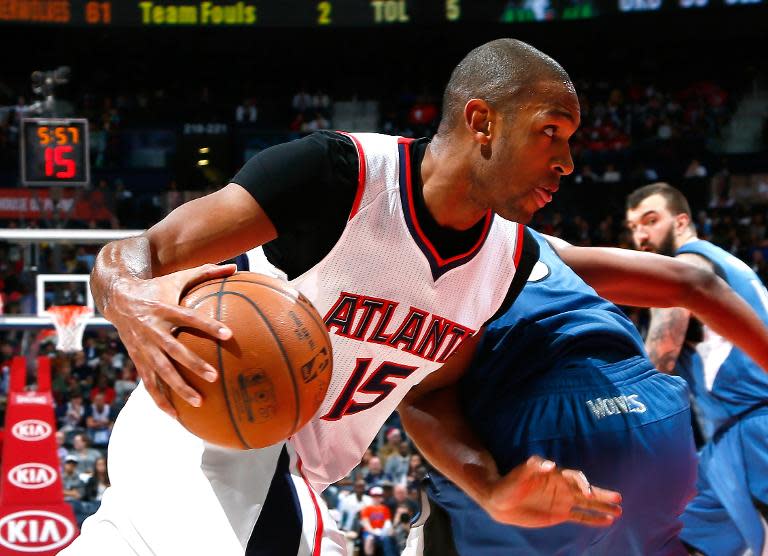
[
  {"xmin": 212, "ymin": 281, "xmax": 333, "ymax": 422},
  {"xmin": 213, "ymin": 277, "xmax": 252, "ymax": 450},
  {"xmin": 209, "ymin": 279, "xmax": 330, "ymax": 342},
  {"xmin": 188, "ymin": 276, "xmax": 328, "ymax": 438},
  {"xmin": 211, "ymin": 290, "xmax": 303, "ymax": 436}
]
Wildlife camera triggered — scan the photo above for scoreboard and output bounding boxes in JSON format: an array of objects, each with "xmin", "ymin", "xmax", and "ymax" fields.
[
  {"xmin": 0, "ymin": 0, "xmax": 762, "ymax": 27},
  {"xmin": 20, "ymin": 119, "xmax": 90, "ymax": 187}
]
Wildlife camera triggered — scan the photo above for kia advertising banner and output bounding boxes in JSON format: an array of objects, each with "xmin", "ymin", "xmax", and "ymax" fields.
[{"xmin": 0, "ymin": 357, "xmax": 78, "ymax": 555}]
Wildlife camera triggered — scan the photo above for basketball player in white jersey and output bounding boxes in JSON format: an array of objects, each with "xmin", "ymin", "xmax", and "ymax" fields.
[{"xmin": 65, "ymin": 39, "xmax": 621, "ymax": 556}]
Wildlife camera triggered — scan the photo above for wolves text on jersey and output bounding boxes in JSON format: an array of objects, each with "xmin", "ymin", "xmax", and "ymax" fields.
[{"xmin": 323, "ymin": 291, "xmax": 475, "ymax": 363}]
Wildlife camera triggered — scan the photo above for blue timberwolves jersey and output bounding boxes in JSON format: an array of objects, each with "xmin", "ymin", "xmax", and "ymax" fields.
[
  {"xmin": 465, "ymin": 229, "xmax": 645, "ymax": 391},
  {"xmin": 419, "ymin": 230, "xmax": 695, "ymax": 555},
  {"xmin": 459, "ymin": 230, "xmax": 647, "ymax": 461},
  {"xmin": 676, "ymin": 239, "xmax": 768, "ymax": 432}
]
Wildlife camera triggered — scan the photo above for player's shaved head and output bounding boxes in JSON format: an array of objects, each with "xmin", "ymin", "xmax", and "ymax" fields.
[{"xmin": 438, "ymin": 38, "xmax": 572, "ymax": 133}]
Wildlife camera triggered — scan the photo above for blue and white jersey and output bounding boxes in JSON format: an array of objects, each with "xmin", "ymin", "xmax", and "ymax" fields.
[
  {"xmin": 676, "ymin": 239, "xmax": 768, "ymax": 433},
  {"xmin": 459, "ymin": 230, "xmax": 648, "ymax": 466},
  {"xmin": 464, "ymin": 229, "xmax": 646, "ymax": 396}
]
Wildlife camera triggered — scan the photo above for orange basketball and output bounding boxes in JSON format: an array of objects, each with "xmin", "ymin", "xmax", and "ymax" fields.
[{"xmin": 168, "ymin": 272, "xmax": 333, "ymax": 449}]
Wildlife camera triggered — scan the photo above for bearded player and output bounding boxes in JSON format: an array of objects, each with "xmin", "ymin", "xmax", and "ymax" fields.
[{"xmin": 626, "ymin": 182, "xmax": 768, "ymax": 556}]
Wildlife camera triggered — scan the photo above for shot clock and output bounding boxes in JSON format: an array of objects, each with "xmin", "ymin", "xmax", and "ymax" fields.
[{"xmin": 20, "ymin": 119, "xmax": 90, "ymax": 187}]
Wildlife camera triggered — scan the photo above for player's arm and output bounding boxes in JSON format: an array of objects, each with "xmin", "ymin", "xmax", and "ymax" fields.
[
  {"xmin": 645, "ymin": 307, "xmax": 690, "ymax": 373},
  {"xmin": 398, "ymin": 332, "xmax": 622, "ymax": 528},
  {"xmin": 91, "ymin": 185, "xmax": 274, "ymax": 414},
  {"xmin": 91, "ymin": 133, "xmax": 355, "ymax": 415},
  {"xmin": 547, "ymin": 236, "xmax": 768, "ymax": 373},
  {"xmin": 644, "ymin": 253, "xmax": 708, "ymax": 373}
]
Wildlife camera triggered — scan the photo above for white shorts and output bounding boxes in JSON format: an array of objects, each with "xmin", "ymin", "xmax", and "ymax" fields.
[{"xmin": 60, "ymin": 382, "xmax": 346, "ymax": 556}]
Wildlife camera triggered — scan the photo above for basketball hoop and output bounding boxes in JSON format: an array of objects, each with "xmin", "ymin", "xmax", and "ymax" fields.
[{"xmin": 44, "ymin": 305, "xmax": 93, "ymax": 353}]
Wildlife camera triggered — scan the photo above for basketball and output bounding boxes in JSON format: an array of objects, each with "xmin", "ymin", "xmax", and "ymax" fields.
[{"xmin": 168, "ymin": 272, "xmax": 333, "ymax": 449}]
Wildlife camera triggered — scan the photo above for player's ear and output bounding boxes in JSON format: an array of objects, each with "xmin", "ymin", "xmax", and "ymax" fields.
[
  {"xmin": 674, "ymin": 212, "xmax": 691, "ymax": 235},
  {"xmin": 464, "ymin": 99, "xmax": 493, "ymax": 145}
]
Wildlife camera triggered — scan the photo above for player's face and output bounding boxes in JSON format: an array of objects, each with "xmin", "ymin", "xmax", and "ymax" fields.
[
  {"xmin": 625, "ymin": 194, "xmax": 678, "ymax": 256},
  {"xmin": 475, "ymin": 80, "xmax": 580, "ymax": 224}
]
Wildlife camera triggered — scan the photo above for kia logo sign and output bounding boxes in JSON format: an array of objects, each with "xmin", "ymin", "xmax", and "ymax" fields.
[
  {"xmin": 7, "ymin": 463, "xmax": 57, "ymax": 490},
  {"xmin": 0, "ymin": 510, "xmax": 75, "ymax": 552},
  {"xmin": 12, "ymin": 420, "xmax": 52, "ymax": 441}
]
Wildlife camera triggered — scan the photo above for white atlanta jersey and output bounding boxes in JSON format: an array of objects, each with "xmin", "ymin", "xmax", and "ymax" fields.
[
  {"xmin": 254, "ymin": 133, "xmax": 525, "ymax": 491},
  {"xmin": 65, "ymin": 133, "xmax": 527, "ymax": 556}
]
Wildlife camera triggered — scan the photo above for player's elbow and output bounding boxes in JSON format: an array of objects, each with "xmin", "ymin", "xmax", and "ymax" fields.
[{"xmin": 684, "ymin": 265, "xmax": 719, "ymax": 307}]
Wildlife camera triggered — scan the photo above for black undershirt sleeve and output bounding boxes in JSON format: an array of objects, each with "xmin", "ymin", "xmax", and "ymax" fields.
[{"xmin": 230, "ymin": 131, "xmax": 359, "ymax": 279}]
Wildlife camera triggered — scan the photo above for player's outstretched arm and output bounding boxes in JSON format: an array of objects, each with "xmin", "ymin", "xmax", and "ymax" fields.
[
  {"xmin": 91, "ymin": 183, "xmax": 278, "ymax": 416},
  {"xmin": 398, "ymin": 333, "xmax": 622, "ymax": 528},
  {"xmin": 548, "ymin": 235, "xmax": 768, "ymax": 374}
]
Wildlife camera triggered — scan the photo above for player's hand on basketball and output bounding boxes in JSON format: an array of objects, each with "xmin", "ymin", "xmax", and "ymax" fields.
[
  {"xmin": 105, "ymin": 263, "xmax": 236, "ymax": 417},
  {"xmin": 484, "ymin": 455, "xmax": 622, "ymax": 528}
]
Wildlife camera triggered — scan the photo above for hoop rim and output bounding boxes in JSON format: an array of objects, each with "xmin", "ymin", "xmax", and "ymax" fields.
[
  {"xmin": 45, "ymin": 305, "xmax": 93, "ymax": 325},
  {"xmin": 43, "ymin": 305, "xmax": 94, "ymax": 353},
  {"xmin": 45, "ymin": 304, "xmax": 94, "ymax": 325}
]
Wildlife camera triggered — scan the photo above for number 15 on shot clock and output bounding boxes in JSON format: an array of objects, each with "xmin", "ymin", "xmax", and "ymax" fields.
[{"xmin": 20, "ymin": 118, "xmax": 90, "ymax": 186}]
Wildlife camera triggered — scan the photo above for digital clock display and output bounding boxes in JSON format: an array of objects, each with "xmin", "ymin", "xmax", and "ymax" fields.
[{"xmin": 21, "ymin": 118, "xmax": 90, "ymax": 186}]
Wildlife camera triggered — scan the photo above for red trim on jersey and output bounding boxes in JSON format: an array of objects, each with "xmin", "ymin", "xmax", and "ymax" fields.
[
  {"xmin": 337, "ymin": 131, "xmax": 367, "ymax": 220},
  {"xmin": 297, "ymin": 456, "xmax": 324, "ymax": 556},
  {"xmin": 398, "ymin": 137, "xmax": 493, "ymax": 267},
  {"xmin": 513, "ymin": 223, "xmax": 525, "ymax": 267}
]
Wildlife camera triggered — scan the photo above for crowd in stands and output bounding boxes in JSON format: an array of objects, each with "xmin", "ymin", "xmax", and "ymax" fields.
[
  {"xmin": 0, "ymin": 74, "xmax": 742, "ymax": 178},
  {"xmin": 323, "ymin": 426, "xmax": 424, "ymax": 555},
  {"xmin": 0, "ymin": 327, "xmax": 138, "ymax": 526}
]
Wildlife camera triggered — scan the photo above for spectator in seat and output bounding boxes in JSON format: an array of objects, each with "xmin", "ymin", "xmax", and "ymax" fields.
[
  {"xmin": 378, "ymin": 427, "xmax": 402, "ymax": 464},
  {"xmin": 56, "ymin": 430, "xmax": 69, "ymax": 470},
  {"xmin": 337, "ymin": 479, "xmax": 372, "ymax": 534},
  {"xmin": 86, "ymin": 392, "xmax": 114, "ymax": 447},
  {"xmin": 51, "ymin": 358, "xmax": 74, "ymax": 403},
  {"xmin": 62, "ymin": 454, "xmax": 90, "ymax": 527},
  {"xmin": 405, "ymin": 453, "xmax": 424, "ymax": 486},
  {"xmin": 60, "ymin": 391, "xmax": 86, "ymax": 433},
  {"xmin": 360, "ymin": 486, "xmax": 397, "ymax": 556},
  {"xmin": 114, "ymin": 362, "xmax": 138, "ymax": 404},
  {"xmin": 384, "ymin": 483, "xmax": 417, "ymax": 519},
  {"xmin": 392, "ymin": 502, "xmax": 413, "ymax": 553},
  {"xmin": 90, "ymin": 374, "xmax": 116, "ymax": 405},
  {"xmin": 72, "ymin": 351, "xmax": 92, "ymax": 388},
  {"xmin": 84, "ymin": 457, "xmax": 111, "ymax": 505},
  {"xmin": 70, "ymin": 433, "xmax": 101, "ymax": 475},
  {"xmin": 384, "ymin": 440, "xmax": 411, "ymax": 485},
  {"xmin": 364, "ymin": 456, "xmax": 391, "ymax": 489},
  {"xmin": 62, "ymin": 455, "xmax": 85, "ymax": 503}
]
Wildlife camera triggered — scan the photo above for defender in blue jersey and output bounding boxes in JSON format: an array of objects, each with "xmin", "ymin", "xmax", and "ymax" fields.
[
  {"xmin": 627, "ymin": 183, "xmax": 768, "ymax": 556},
  {"xmin": 399, "ymin": 228, "xmax": 768, "ymax": 556}
]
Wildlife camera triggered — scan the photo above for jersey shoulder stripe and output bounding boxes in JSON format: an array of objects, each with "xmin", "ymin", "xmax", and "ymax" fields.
[{"xmin": 337, "ymin": 131, "xmax": 367, "ymax": 220}]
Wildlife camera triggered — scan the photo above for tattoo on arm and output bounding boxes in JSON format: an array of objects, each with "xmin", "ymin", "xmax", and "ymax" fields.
[{"xmin": 646, "ymin": 307, "xmax": 691, "ymax": 373}]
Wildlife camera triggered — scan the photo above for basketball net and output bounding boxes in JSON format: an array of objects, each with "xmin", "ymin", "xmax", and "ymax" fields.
[{"xmin": 44, "ymin": 305, "xmax": 93, "ymax": 353}]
